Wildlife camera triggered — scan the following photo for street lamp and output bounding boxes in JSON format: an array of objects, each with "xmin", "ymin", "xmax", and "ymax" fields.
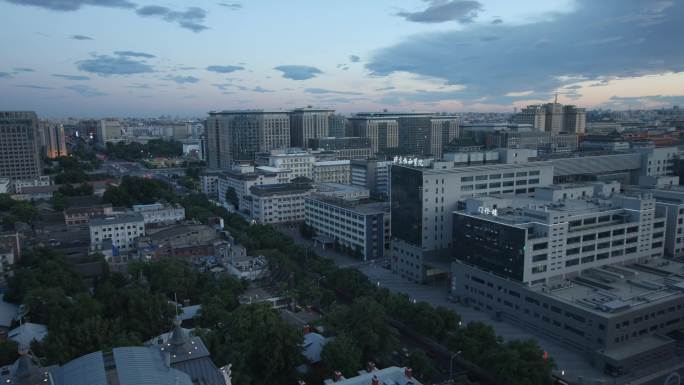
[{"xmin": 449, "ymin": 351, "xmax": 462, "ymax": 380}]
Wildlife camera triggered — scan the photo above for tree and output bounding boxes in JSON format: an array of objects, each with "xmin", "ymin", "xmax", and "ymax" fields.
[
  {"xmin": 208, "ymin": 304, "xmax": 304, "ymax": 385},
  {"xmin": 102, "ymin": 176, "xmax": 174, "ymax": 207},
  {"xmin": 321, "ymin": 333, "xmax": 362, "ymax": 378},
  {"xmin": 407, "ymin": 350, "xmax": 437, "ymax": 383},
  {"xmin": 324, "ymin": 297, "xmax": 397, "ymax": 362},
  {"xmin": 0, "ymin": 340, "xmax": 18, "ymax": 367},
  {"xmin": 298, "ymin": 222, "xmax": 315, "ymax": 239},
  {"xmin": 225, "ymin": 187, "xmax": 239, "ymax": 209}
]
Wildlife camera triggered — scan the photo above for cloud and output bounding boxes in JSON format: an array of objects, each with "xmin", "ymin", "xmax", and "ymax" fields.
[
  {"xmin": 274, "ymin": 65, "xmax": 322, "ymax": 80},
  {"xmin": 15, "ymin": 85, "xmax": 54, "ymax": 90},
  {"xmin": 13, "ymin": 68, "xmax": 34, "ymax": 72},
  {"xmin": 504, "ymin": 90, "xmax": 534, "ymax": 97},
  {"xmin": 66, "ymin": 84, "xmax": 108, "ymax": 96},
  {"xmin": 114, "ymin": 50, "xmax": 155, "ymax": 58},
  {"xmin": 206, "ymin": 65, "xmax": 244, "ymax": 73},
  {"xmin": 218, "ymin": 2, "xmax": 241, "ymax": 10},
  {"xmin": 77, "ymin": 54, "xmax": 154, "ymax": 76},
  {"xmin": 4, "ymin": 0, "xmax": 135, "ymax": 11},
  {"xmin": 70, "ymin": 34, "xmax": 93, "ymax": 40},
  {"xmin": 491, "ymin": 18, "xmax": 503, "ymax": 24},
  {"xmin": 375, "ymin": 86, "xmax": 395, "ymax": 91},
  {"xmin": 396, "ymin": 0, "xmax": 482, "ymax": 24},
  {"xmin": 52, "ymin": 74, "xmax": 90, "ymax": 80},
  {"xmin": 605, "ymin": 94, "xmax": 684, "ymax": 108},
  {"xmin": 127, "ymin": 83, "xmax": 150, "ymax": 89},
  {"xmin": 252, "ymin": 86, "xmax": 274, "ymax": 93},
  {"xmin": 368, "ymin": 0, "xmax": 684, "ymax": 104},
  {"xmin": 304, "ymin": 88, "xmax": 363, "ymax": 96},
  {"xmin": 165, "ymin": 75, "xmax": 200, "ymax": 84},
  {"xmin": 136, "ymin": 5, "xmax": 208, "ymax": 32},
  {"xmin": 0, "ymin": 72, "xmax": 11, "ymax": 78},
  {"xmin": 349, "ymin": 55, "xmax": 361, "ymax": 63}
]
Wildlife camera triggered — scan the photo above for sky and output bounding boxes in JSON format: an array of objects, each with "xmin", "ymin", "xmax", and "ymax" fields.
[{"xmin": 0, "ymin": 0, "xmax": 683, "ymax": 117}]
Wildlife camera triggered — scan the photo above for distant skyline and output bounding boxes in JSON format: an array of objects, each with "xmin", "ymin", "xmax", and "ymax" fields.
[{"xmin": 0, "ymin": 0, "xmax": 683, "ymax": 117}]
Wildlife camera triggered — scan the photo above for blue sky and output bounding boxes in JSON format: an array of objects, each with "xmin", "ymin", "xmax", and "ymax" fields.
[{"xmin": 0, "ymin": 0, "xmax": 682, "ymax": 117}]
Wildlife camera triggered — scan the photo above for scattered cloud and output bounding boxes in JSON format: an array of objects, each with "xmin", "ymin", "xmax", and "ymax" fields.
[
  {"xmin": 15, "ymin": 84, "xmax": 54, "ymax": 90},
  {"xmin": 13, "ymin": 67, "xmax": 34, "ymax": 72},
  {"xmin": 114, "ymin": 50, "xmax": 155, "ymax": 58},
  {"xmin": 396, "ymin": 0, "xmax": 482, "ymax": 24},
  {"xmin": 66, "ymin": 84, "xmax": 108, "ymax": 96},
  {"xmin": 304, "ymin": 88, "xmax": 363, "ymax": 96},
  {"xmin": 491, "ymin": 18, "xmax": 503, "ymax": 24},
  {"xmin": 252, "ymin": 86, "xmax": 274, "ymax": 93},
  {"xmin": 4, "ymin": 0, "xmax": 135, "ymax": 11},
  {"xmin": 349, "ymin": 55, "xmax": 360, "ymax": 63},
  {"xmin": 274, "ymin": 65, "xmax": 322, "ymax": 80},
  {"xmin": 70, "ymin": 34, "xmax": 93, "ymax": 40},
  {"xmin": 165, "ymin": 75, "xmax": 200, "ymax": 84},
  {"xmin": 368, "ymin": 0, "xmax": 684, "ymax": 104},
  {"xmin": 602, "ymin": 94, "xmax": 684, "ymax": 109},
  {"xmin": 0, "ymin": 72, "xmax": 11, "ymax": 78},
  {"xmin": 206, "ymin": 65, "xmax": 244, "ymax": 73},
  {"xmin": 136, "ymin": 5, "xmax": 208, "ymax": 32},
  {"xmin": 77, "ymin": 54, "xmax": 154, "ymax": 76},
  {"xmin": 52, "ymin": 74, "xmax": 90, "ymax": 80},
  {"xmin": 127, "ymin": 83, "xmax": 150, "ymax": 89},
  {"xmin": 218, "ymin": 2, "xmax": 241, "ymax": 10},
  {"xmin": 504, "ymin": 90, "xmax": 535, "ymax": 97},
  {"xmin": 375, "ymin": 86, "xmax": 395, "ymax": 91}
]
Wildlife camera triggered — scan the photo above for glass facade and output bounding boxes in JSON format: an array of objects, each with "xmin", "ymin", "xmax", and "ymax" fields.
[
  {"xmin": 390, "ymin": 165, "xmax": 423, "ymax": 246},
  {"xmin": 453, "ymin": 214, "xmax": 526, "ymax": 281}
]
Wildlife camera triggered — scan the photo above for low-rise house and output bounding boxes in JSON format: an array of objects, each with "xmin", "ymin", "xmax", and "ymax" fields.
[
  {"xmin": 132, "ymin": 203, "xmax": 185, "ymax": 226},
  {"xmin": 324, "ymin": 366, "xmax": 422, "ymax": 385},
  {"xmin": 136, "ymin": 224, "xmax": 220, "ymax": 261},
  {"xmin": 64, "ymin": 203, "xmax": 114, "ymax": 226}
]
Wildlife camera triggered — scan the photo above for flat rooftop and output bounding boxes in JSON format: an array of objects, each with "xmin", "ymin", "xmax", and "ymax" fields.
[
  {"xmin": 89, "ymin": 213, "xmax": 143, "ymax": 226},
  {"xmin": 534, "ymin": 258, "xmax": 684, "ymax": 317},
  {"xmin": 459, "ymin": 195, "xmax": 622, "ymax": 226}
]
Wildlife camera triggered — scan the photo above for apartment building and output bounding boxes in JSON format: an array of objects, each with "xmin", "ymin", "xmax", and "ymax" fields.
[
  {"xmin": 206, "ymin": 110, "xmax": 290, "ymax": 169},
  {"xmin": 89, "ymin": 213, "xmax": 145, "ymax": 253},
  {"xmin": 312, "ymin": 160, "xmax": 350, "ymax": 184},
  {"xmin": 0, "ymin": 111, "xmax": 42, "ymax": 180},
  {"xmin": 248, "ymin": 183, "xmax": 313, "ymax": 224},
  {"xmin": 305, "ymin": 196, "xmax": 390, "ymax": 260}
]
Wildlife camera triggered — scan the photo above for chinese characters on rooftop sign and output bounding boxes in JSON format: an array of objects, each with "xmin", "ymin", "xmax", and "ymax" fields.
[
  {"xmin": 393, "ymin": 156, "xmax": 425, "ymax": 167},
  {"xmin": 478, "ymin": 207, "xmax": 498, "ymax": 216}
]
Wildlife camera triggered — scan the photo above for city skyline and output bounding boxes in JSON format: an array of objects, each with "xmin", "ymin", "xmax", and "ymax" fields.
[{"xmin": 1, "ymin": 0, "xmax": 683, "ymax": 117}]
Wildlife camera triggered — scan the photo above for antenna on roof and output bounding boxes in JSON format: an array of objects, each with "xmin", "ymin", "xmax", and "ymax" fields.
[{"xmin": 554, "ymin": 92, "xmax": 558, "ymax": 104}]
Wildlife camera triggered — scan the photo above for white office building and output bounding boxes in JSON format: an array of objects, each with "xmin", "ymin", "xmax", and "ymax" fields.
[
  {"xmin": 313, "ymin": 160, "xmax": 350, "ymax": 184},
  {"xmin": 89, "ymin": 213, "xmax": 145, "ymax": 253}
]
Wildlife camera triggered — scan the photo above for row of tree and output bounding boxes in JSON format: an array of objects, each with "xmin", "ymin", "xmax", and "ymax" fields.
[{"xmin": 105, "ymin": 139, "xmax": 182, "ymax": 161}]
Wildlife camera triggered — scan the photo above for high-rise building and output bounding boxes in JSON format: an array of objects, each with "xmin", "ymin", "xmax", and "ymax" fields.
[
  {"xmin": 43, "ymin": 124, "xmax": 68, "ymax": 159},
  {"xmin": 563, "ymin": 105, "xmax": 587, "ymax": 133},
  {"xmin": 206, "ymin": 110, "xmax": 291, "ymax": 169},
  {"xmin": 289, "ymin": 108, "xmax": 333, "ymax": 148},
  {"xmin": 347, "ymin": 114, "xmax": 399, "ymax": 155},
  {"xmin": 544, "ymin": 102, "xmax": 564, "ymax": 133},
  {"xmin": 328, "ymin": 114, "xmax": 347, "ymax": 138},
  {"xmin": 513, "ymin": 105, "xmax": 546, "ymax": 131},
  {"xmin": 97, "ymin": 118, "xmax": 122, "ymax": 144},
  {"xmin": 351, "ymin": 159, "xmax": 393, "ymax": 197},
  {"xmin": 348, "ymin": 112, "xmax": 459, "ymax": 157},
  {"xmin": 515, "ymin": 102, "xmax": 586, "ymax": 133},
  {"xmin": 0, "ymin": 111, "xmax": 42, "ymax": 181},
  {"xmin": 308, "ymin": 137, "xmax": 372, "ymax": 160}
]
